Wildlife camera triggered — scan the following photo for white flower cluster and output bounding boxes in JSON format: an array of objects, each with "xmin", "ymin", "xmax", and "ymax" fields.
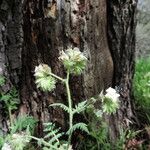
[
  {"xmin": 34, "ymin": 64, "xmax": 56, "ymax": 91},
  {"xmin": 2, "ymin": 132, "xmax": 30, "ymax": 150},
  {"xmin": 34, "ymin": 64, "xmax": 52, "ymax": 77},
  {"xmin": 59, "ymin": 47, "xmax": 87, "ymax": 75},
  {"xmin": 102, "ymin": 87, "xmax": 120, "ymax": 114},
  {"xmin": 2, "ymin": 143, "xmax": 12, "ymax": 150},
  {"xmin": 105, "ymin": 87, "xmax": 120, "ymax": 103}
]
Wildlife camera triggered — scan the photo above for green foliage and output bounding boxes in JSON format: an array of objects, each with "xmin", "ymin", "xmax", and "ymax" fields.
[
  {"xmin": 116, "ymin": 128, "xmax": 142, "ymax": 150},
  {"xmin": 1, "ymin": 115, "xmax": 37, "ymax": 150},
  {"xmin": 79, "ymin": 109, "xmax": 140, "ymax": 150},
  {"xmin": 35, "ymin": 75, "xmax": 56, "ymax": 92},
  {"xmin": 133, "ymin": 57, "xmax": 150, "ymax": 121},
  {"xmin": 0, "ymin": 76, "xmax": 19, "ymax": 115},
  {"xmin": 43, "ymin": 122, "xmax": 63, "ymax": 148},
  {"xmin": 79, "ymin": 105, "xmax": 112, "ymax": 150},
  {"xmin": 10, "ymin": 115, "xmax": 37, "ymax": 134},
  {"xmin": 0, "ymin": 87, "xmax": 19, "ymax": 112},
  {"xmin": 88, "ymin": 123, "xmax": 111, "ymax": 150},
  {"xmin": 30, "ymin": 122, "xmax": 70, "ymax": 150},
  {"xmin": 0, "ymin": 76, "xmax": 37, "ymax": 150},
  {"xmin": 0, "ymin": 137, "xmax": 4, "ymax": 149},
  {"xmin": 102, "ymin": 97, "xmax": 119, "ymax": 114},
  {"xmin": 72, "ymin": 100, "xmax": 87, "ymax": 114},
  {"xmin": 0, "ymin": 87, "xmax": 19, "ymax": 127},
  {"xmin": 8, "ymin": 129, "xmax": 31, "ymax": 150},
  {"xmin": 50, "ymin": 103, "xmax": 70, "ymax": 113},
  {"xmin": 67, "ymin": 123, "xmax": 89, "ymax": 135}
]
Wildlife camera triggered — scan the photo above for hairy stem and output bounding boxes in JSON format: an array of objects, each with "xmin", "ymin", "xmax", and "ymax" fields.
[
  {"xmin": 29, "ymin": 136, "xmax": 58, "ymax": 150},
  {"xmin": 49, "ymin": 72, "xmax": 65, "ymax": 82},
  {"xmin": 65, "ymin": 70, "xmax": 73, "ymax": 148}
]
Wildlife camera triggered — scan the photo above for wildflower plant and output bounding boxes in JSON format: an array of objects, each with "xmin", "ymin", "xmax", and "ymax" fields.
[
  {"xmin": 0, "ymin": 88, "xmax": 19, "ymax": 126},
  {"xmin": 78, "ymin": 88, "xmax": 120, "ymax": 150},
  {"xmin": 34, "ymin": 47, "xmax": 120, "ymax": 149},
  {"xmin": 34, "ymin": 47, "xmax": 88, "ymax": 149}
]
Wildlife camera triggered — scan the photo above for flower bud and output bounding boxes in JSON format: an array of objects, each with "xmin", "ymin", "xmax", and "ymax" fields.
[
  {"xmin": 34, "ymin": 64, "xmax": 56, "ymax": 92},
  {"xmin": 59, "ymin": 47, "xmax": 87, "ymax": 75},
  {"xmin": 101, "ymin": 87, "xmax": 120, "ymax": 114}
]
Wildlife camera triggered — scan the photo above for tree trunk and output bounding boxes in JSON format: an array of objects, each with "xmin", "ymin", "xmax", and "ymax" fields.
[
  {"xmin": 0, "ymin": 0, "xmax": 23, "ymax": 132},
  {"xmin": 0, "ymin": 0, "xmax": 137, "ymax": 140},
  {"xmin": 107, "ymin": 0, "xmax": 138, "ymax": 138}
]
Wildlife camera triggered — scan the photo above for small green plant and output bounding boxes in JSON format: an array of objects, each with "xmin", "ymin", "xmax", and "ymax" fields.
[
  {"xmin": 0, "ymin": 87, "xmax": 19, "ymax": 126},
  {"xmin": 30, "ymin": 122, "xmax": 71, "ymax": 150},
  {"xmin": 133, "ymin": 57, "xmax": 150, "ymax": 123},
  {"xmin": 78, "ymin": 93, "xmax": 120, "ymax": 150},
  {"xmin": 34, "ymin": 47, "xmax": 120, "ymax": 149},
  {"xmin": 34, "ymin": 47, "xmax": 89, "ymax": 149},
  {"xmin": 10, "ymin": 115, "xmax": 37, "ymax": 134},
  {"xmin": 79, "ymin": 112, "xmax": 141, "ymax": 150},
  {"xmin": 1, "ymin": 115, "xmax": 37, "ymax": 150},
  {"xmin": 0, "ymin": 76, "xmax": 37, "ymax": 150}
]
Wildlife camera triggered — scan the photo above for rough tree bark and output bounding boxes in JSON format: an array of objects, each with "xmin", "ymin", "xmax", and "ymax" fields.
[
  {"xmin": 21, "ymin": 0, "xmax": 113, "ymax": 136},
  {"xmin": 0, "ymin": 0, "xmax": 23, "ymax": 132},
  {"xmin": 0, "ymin": 0, "xmax": 137, "ymax": 140},
  {"xmin": 107, "ymin": 0, "xmax": 138, "ymax": 138}
]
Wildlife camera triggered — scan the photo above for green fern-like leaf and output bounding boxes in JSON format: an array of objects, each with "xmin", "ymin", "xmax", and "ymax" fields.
[
  {"xmin": 44, "ymin": 127, "xmax": 61, "ymax": 139},
  {"xmin": 43, "ymin": 122, "xmax": 55, "ymax": 132},
  {"xmin": 49, "ymin": 103, "xmax": 70, "ymax": 113},
  {"xmin": 53, "ymin": 141, "xmax": 60, "ymax": 148},
  {"xmin": 0, "ymin": 87, "xmax": 19, "ymax": 112},
  {"xmin": 48, "ymin": 133, "xmax": 63, "ymax": 144},
  {"xmin": 72, "ymin": 100, "xmax": 87, "ymax": 114},
  {"xmin": 67, "ymin": 122, "xmax": 89, "ymax": 135},
  {"xmin": 43, "ymin": 122, "xmax": 64, "ymax": 148},
  {"xmin": 10, "ymin": 115, "xmax": 37, "ymax": 134}
]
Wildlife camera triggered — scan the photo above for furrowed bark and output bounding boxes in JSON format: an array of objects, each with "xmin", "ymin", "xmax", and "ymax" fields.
[
  {"xmin": 107, "ymin": 0, "xmax": 138, "ymax": 139},
  {"xmin": 21, "ymin": 0, "xmax": 113, "ymax": 136},
  {"xmin": 0, "ymin": 0, "xmax": 22, "ymax": 133}
]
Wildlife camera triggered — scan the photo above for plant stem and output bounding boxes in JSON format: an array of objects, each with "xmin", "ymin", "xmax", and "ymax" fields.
[
  {"xmin": 8, "ymin": 107, "xmax": 13, "ymax": 127},
  {"xmin": 49, "ymin": 72, "xmax": 65, "ymax": 82},
  {"xmin": 65, "ymin": 70, "xmax": 73, "ymax": 149},
  {"xmin": 29, "ymin": 136, "xmax": 58, "ymax": 150}
]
